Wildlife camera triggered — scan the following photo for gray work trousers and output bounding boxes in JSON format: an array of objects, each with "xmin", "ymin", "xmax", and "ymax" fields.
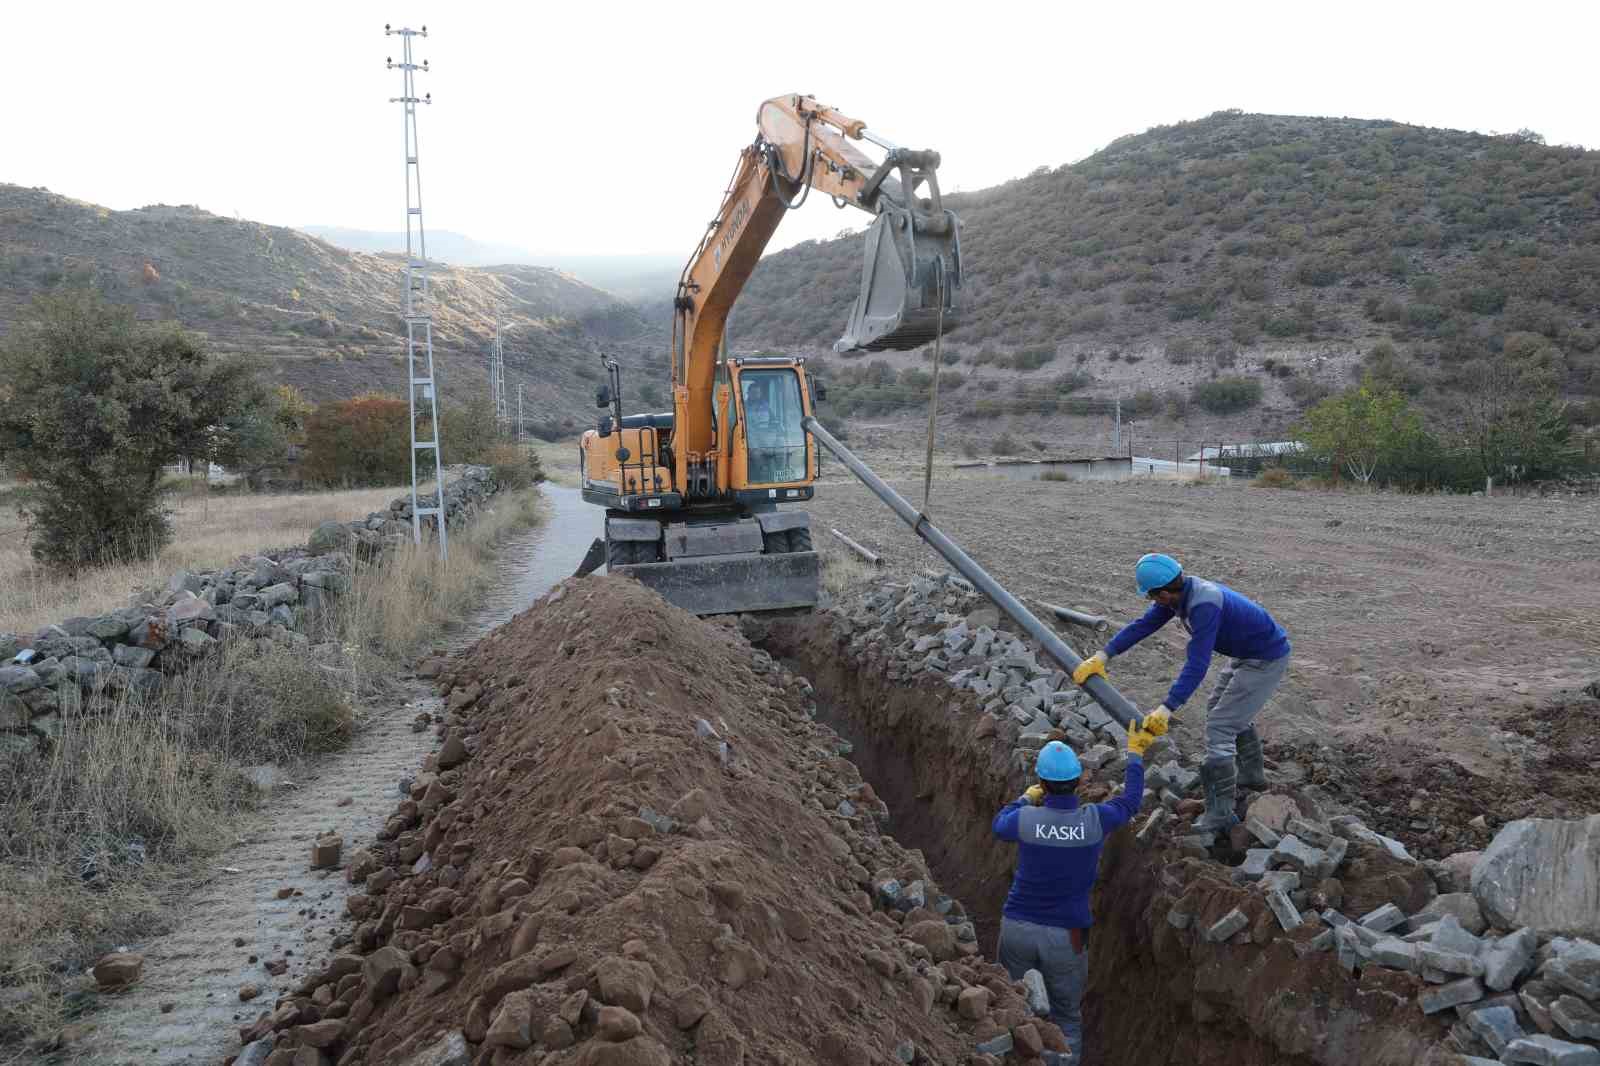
[
  {"xmin": 998, "ymin": 916, "xmax": 1086, "ymax": 1063},
  {"xmin": 1203, "ymin": 654, "xmax": 1290, "ymax": 759}
]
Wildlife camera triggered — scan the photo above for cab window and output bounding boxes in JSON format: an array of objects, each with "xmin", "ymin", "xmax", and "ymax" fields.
[{"xmin": 739, "ymin": 369, "xmax": 806, "ymax": 484}]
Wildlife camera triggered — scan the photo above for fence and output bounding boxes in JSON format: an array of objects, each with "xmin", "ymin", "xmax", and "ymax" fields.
[{"xmin": 964, "ymin": 434, "xmax": 1600, "ymax": 492}]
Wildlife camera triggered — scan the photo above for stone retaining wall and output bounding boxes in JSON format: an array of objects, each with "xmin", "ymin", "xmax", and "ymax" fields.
[{"xmin": 0, "ymin": 467, "xmax": 506, "ymax": 756}]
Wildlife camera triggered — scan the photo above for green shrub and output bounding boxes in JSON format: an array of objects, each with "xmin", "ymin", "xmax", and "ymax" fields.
[
  {"xmin": 1008, "ymin": 346, "xmax": 1057, "ymax": 371},
  {"xmin": 1192, "ymin": 375, "xmax": 1263, "ymax": 413},
  {"xmin": 992, "ymin": 432, "xmax": 1020, "ymax": 455},
  {"xmin": 0, "ymin": 292, "xmax": 268, "ymax": 570},
  {"xmin": 486, "ymin": 443, "xmax": 546, "ymax": 489}
]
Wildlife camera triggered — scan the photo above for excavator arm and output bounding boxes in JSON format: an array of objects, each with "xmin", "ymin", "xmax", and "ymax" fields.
[
  {"xmin": 671, "ymin": 94, "xmax": 963, "ymax": 464},
  {"xmin": 578, "ymin": 94, "xmax": 961, "ymax": 616}
]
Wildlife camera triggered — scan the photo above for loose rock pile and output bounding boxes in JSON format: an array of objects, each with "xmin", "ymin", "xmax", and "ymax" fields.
[
  {"xmin": 0, "ymin": 467, "xmax": 504, "ymax": 756},
  {"xmin": 829, "ymin": 573, "xmax": 1140, "ymax": 786},
  {"xmin": 229, "ymin": 577, "xmax": 1077, "ymax": 1066},
  {"xmin": 821, "ymin": 572, "xmax": 1600, "ymax": 1066}
]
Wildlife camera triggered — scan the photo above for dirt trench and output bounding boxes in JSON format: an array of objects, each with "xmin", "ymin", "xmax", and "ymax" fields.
[{"xmin": 760, "ymin": 614, "xmax": 1452, "ymax": 1066}]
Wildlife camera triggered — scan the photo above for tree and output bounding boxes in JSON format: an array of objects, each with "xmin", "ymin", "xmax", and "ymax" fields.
[
  {"xmin": 1299, "ymin": 379, "xmax": 1429, "ymax": 484},
  {"xmin": 301, "ymin": 394, "xmax": 411, "ymax": 485},
  {"xmin": 0, "ymin": 291, "xmax": 265, "ymax": 569},
  {"xmin": 212, "ymin": 384, "xmax": 312, "ymax": 489},
  {"xmin": 1456, "ymin": 359, "xmax": 1570, "ymax": 483}
]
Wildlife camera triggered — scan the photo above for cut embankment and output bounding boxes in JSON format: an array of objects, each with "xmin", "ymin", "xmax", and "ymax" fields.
[
  {"xmin": 761, "ymin": 594, "xmax": 1459, "ymax": 1066},
  {"xmin": 251, "ymin": 576, "xmax": 1069, "ymax": 1066}
]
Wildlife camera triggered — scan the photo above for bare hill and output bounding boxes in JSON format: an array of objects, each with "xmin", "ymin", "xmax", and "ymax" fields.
[
  {"xmin": 0, "ymin": 185, "xmax": 659, "ymax": 431},
  {"xmin": 730, "ymin": 111, "xmax": 1600, "ymax": 432}
]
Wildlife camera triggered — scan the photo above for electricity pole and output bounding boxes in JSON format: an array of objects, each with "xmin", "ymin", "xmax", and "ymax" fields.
[
  {"xmin": 491, "ymin": 321, "xmax": 509, "ymax": 438},
  {"xmin": 386, "ymin": 22, "xmax": 447, "ymax": 560}
]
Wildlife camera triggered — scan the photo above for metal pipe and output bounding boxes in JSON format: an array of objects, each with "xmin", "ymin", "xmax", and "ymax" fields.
[
  {"xmin": 829, "ymin": 527, "xmax": 883, "ymax": 566},
  {"xmin": 1043, "ymin": 603, "xmax": 1110, "ymax": 633},
  {"xmin": 859, "ymin": 128, "xmax": 901, "ymax": 152},
  {"xmin": 803, "ymin": 417, "xmax": 1144, "ymax": 730}
]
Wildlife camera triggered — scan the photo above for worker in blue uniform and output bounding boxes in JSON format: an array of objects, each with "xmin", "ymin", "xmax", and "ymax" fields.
[
  {"xmin": 1071, "ymin": 552, "xmax": 1291, "ymax": 834},
  {"xmin": 992, "ymin": 724, "xmax": 1154, "ymax": 1065}
]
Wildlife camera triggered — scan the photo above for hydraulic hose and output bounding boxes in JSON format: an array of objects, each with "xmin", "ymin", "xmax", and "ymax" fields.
[{"xmin": 802, "ymin": 415, "xmax": 1145, "ymax": 731}]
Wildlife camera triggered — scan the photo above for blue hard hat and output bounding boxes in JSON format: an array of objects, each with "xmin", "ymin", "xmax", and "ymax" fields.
[
  {"xmin": 1135, "ymin": 553, "xmax": 1183, "ymax": 595},
  {"xmin": 1036, "ymin": 741, "xmax": 1082, "ymax": 782}
]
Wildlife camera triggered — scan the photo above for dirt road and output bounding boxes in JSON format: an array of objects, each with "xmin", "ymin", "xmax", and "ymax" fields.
[
  {"xmin": 808, "ymin": 474, "xmax": 1600, "ymax": 848},
  {"xmin": 71, "ymin": 487, "xmax": 598, "ymax": 1064}
]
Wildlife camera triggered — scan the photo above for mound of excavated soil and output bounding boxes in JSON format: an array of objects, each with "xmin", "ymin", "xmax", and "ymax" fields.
[{"xmin": 238, "ymin": 576, "xmax": 1066, "ymax": 1066}]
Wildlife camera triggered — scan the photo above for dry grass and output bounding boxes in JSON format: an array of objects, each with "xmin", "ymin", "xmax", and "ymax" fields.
[
  {"xmin": 0, "ymin": 486, "xmax": 545, "ymax": 1055},
  {"xmin": 817, "ymin": 529, "xmax": 881, "ymax": 600},
  {"xmin": 0, "ymin": 484, "xmax": 400, "ymax": 637},
  {"xmin": 339, "ymin": 489, "xmax": 546, "ymax": 659}
]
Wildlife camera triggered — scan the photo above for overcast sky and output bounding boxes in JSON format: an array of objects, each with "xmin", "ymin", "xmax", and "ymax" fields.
[{"xmin": 10, "ymin": 2, "xmax": 1597, "ymax": 259}]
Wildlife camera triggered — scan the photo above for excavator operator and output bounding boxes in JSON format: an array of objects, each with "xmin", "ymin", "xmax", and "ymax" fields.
[{"xmin": 743, "ymin": 373, "xmax": 804, "ymax": 484}]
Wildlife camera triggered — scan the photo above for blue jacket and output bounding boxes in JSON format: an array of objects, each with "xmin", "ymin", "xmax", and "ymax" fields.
[
  {"xmin": 1104, "ymin": 575, "xmax": 1289, "ymax": 709},
  {"xmin": 992, "ymin": 757, "xmax": 1145, "ymax": 929}
]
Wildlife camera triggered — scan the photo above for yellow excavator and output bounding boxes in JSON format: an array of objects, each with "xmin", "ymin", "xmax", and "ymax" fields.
[{"xmin": 577, "ymin": 94, "xmax": 962, "ymax": 614}]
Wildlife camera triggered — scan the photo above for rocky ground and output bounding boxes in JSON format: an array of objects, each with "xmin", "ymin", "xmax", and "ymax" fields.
[
  {"xmin": 803, "ymin": 473, "xmax": 1600, "ymax": 858},
  {"xmin": 202, "ymin": 564, "xmax": 1600, "ymax": 1066}
]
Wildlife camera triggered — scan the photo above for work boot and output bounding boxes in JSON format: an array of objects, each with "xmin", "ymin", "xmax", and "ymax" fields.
[
  {"xmin": 1193, "ymin": 755, "xmax": 1240, "ymax": 834},
  {"xmin": 1236, "ymin": 727, "xmax": 1267, "ymax": 791}
]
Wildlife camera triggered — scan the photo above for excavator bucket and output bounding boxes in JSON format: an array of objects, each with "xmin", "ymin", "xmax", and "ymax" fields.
[
  {"xmin": 836, "ymin": 210, "xmax": 961, "ymax": 352},
  {"xmin": 613, "ymin": 551, "xmax": 819, "ymax": 616}
]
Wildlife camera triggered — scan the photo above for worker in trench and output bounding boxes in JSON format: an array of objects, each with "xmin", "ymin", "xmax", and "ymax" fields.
[
  {"xmin": 991, "ymin": 725, "xmax": 1155, "ymax": 1065},
  {"xmin": 1071, "ymin": 552, "xmax": 1291, "ymax": 835}
]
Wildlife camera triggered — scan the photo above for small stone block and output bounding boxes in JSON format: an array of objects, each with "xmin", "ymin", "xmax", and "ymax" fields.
[
  {"xmin": 1265, "ymin": 889, "xmax": 1303, "ymax": 932},
  {"xmin": 1336, "ymin": 925, "xmax": 1360, "ymax": 972},
  {"xmin": 1486, "ymin": 928, "xmax": 1540, "ymax": 992},
  {"xmin": 1420, "ymin": 977, "xmax": 1486, "ymax": 1015},
  {"xmin": 1286, "ymin": 817, "xmax": 1338, "ymax": 849},
  {"xmin": 1551, "ymin": 996, "xmax": 1600, "ymax": 1042},
  {"xmin": 1244, "ymin": 817, "xmax": 1281, "ymax": 847},
  {"xmin": 311, "ymin": 834, "xmax": 343, "ymax": 870},
  {"xmin": 1501, "ymin": 1034, "xmax": 1600, "ymax": 1066},
  {"xmin": 1259, "ymin": 870, "xmax": 1300, "ymax": 894},
  {"xmin": 1372, "ymin": 937, "xmax": 1418, "ymax": 971},
  {"xmin": 1271, "ymin": 834, "xmax": 1325, "ymax": 873},
  {"xmin": 1207, "ymin": 908, "xmax": 1249, "ymax": 943},
  {"xmin": 1311, "ymin": 836, "xmax": 1350, "ymax": 878},
  {"xmin": 1136, "ymin": 807, "xmax": 1170, "ymax": 844},
  {"xmin": 1419, "ymin": 943, "xmax": 1485, "ymax": 978},
  {"xmin": 1359, "ymin": 903, "xmax": 1407, "ymax": 932},
  {"xmin": 1233, "ymin": 849, "xmax": 1273, "ymax": 882},
  {"xmin": 1308, "ymin": 929, "xmax": 1335, "ymax": 952},
  {"xmin": 1547, "ymin": 957, "xmax": 1600, "ymax": 1001},
  {"xmin": 1166, "ymin": 908, "xmax": 1192, "ymax": 931},
  {"xmin": 1320, "ymin": 908, "xmax": 1350, "ymax": 928},
  {"xmin": 1466, "ymin": 1004, "xmax": 1527, "ymax": 1056}
]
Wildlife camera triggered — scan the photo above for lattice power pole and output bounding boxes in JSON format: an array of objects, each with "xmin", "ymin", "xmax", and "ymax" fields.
[
  {"xmin": 491, "ymin": 321, "xmax": 509, "ymax": 437},
  {"xmin": 386, "ymin": 22, "xmax": 447, "ymax": 560}
]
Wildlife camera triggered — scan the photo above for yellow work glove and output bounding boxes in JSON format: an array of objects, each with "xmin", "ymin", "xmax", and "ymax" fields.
[
  {"xmin": 1126, "ymin": 724, "xmax": 1157, "ymax": 758},
  {"xmin": 1023, "ymin": 784, "xmax": 1045, "ymax": 805},
  {"xmin": 1141, "ymin": 705, "xmax": 1172, "ymax": 736},
  {"xmin": 1071, "ymin": 651, "xmax": 1109, "ymax": 687}
]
